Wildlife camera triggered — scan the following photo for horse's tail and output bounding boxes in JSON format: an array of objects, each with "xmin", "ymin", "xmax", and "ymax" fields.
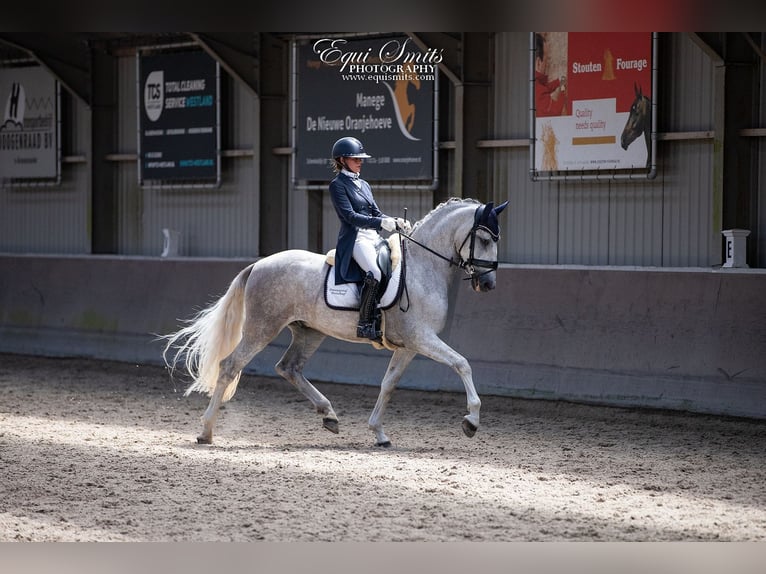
[{"xmin": 162, "ymin": 263, "xmax": 255, "ymax": 402}]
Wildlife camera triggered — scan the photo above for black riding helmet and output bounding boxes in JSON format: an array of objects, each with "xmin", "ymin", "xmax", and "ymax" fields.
[{"xmin": 332, "ymin": 136, "xmax": 372, "ymax": 159}]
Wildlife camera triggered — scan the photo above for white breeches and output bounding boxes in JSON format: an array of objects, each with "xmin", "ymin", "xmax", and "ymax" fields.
[{"xmin": 353, "ymin": 228, "xmax": 382, "ymax": 281}]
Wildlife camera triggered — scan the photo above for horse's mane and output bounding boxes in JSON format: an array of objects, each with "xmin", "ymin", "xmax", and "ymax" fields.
[{"xmin": 412, "ymin": 197, "xmax": 480, "ymax": 232}]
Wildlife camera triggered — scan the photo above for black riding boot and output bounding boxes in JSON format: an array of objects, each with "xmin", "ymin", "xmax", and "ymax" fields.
[{"xmin": 357, "ymin": 272, "xmax": 382, "ymax": 341}]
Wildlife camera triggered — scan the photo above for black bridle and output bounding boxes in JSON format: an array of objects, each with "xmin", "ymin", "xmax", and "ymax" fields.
[
  {"xmin": 455, "ymin": 222, "xmax": 500, "ymax": 280},
  {"xmin": 396, "ymin": 206, "xmax": 499, "ymax": 282}
]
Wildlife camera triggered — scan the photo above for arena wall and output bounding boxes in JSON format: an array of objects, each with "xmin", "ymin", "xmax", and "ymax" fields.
[{"xmin": 1, "ymin": 254, "xmax": 763, "ymax": 419}]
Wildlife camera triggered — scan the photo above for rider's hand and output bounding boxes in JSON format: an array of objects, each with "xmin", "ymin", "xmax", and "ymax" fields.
[
  {"xmin": 395, "ymin": 218, "xmax": 411, "ymax": 232},
  {"xmin": 380, "ymin": 217, "xmax": 397, "ymax": 232}
]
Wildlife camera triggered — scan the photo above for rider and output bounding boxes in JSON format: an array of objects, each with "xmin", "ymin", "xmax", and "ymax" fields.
[{"xmin": 328, "ymin": 136, "xmax": 403, "ymax": 341}]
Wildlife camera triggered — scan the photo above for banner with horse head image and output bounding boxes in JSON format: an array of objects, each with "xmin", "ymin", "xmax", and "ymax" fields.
[{"xmin": 531, "ymin": 32, "xmax": 656, "ymax": 179}]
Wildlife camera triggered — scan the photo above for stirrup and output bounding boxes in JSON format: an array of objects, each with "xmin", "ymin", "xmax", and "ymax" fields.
[{"xmin": 357, "ymin": 320, "xmax": 382, "ymax": 341}]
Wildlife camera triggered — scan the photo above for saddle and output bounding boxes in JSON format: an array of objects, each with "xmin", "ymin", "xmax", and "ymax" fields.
[{"xmin": 324, "ymin": 235, "xmax": 404, "ymax": 312}]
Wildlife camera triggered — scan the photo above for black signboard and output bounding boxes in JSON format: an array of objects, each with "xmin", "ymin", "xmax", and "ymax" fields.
[
  {"xmin": 138, "ymin": 50, "xmax": 219, "ymax": 184},
  {"xmin": 296, "ymin": 35, "xmax": 437, "ymax": 182}
]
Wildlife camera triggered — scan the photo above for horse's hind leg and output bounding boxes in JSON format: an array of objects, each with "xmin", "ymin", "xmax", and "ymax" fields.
[
  {"xmin": 198, "ymin": 328, "xmax": 276, "ymax": 444},
  {"xmin": 275, "ymin": 323, "xmax": 338, "ymax": 433}
]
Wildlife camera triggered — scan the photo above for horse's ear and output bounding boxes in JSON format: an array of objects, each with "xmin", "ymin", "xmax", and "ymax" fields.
[
  {"xmin": 493, "ymin": 201, "xmax": 509, "ymax": 216},
  {"xmin": 635, "ymin": 82, "xmax": 641, "ymax": 96},
  {"xmin": 476, "ymin": 202, "xmax": 493, "ymax": 226}
]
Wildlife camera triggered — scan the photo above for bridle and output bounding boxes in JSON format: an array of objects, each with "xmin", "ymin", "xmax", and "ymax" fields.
[
  {"xmin": 396, "ymin": 205, "xmax": 499, "ymax": 282},
  {"xmin": 455, "ymin": 221, "xmax": 500, "ymax": 280}
]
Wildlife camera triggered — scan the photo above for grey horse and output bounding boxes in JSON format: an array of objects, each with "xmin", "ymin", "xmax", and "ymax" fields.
[{"xmin": 163, "ymin": 197, "xmax": 508, "ymax": 447}]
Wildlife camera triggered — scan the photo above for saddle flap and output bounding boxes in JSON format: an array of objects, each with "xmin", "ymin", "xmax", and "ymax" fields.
[
  {"xmin": 324, "ymin": 256, "xmax": 404, "ymax": 312},
  {"xmin": 375, "ymin": 238, "xmax": 392, "ymax": 295}
]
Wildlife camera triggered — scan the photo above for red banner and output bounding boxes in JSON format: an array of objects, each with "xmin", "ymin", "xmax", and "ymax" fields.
[{"xmin": 533, "ymin": 32, "xmax": 654, "ymax": 174}]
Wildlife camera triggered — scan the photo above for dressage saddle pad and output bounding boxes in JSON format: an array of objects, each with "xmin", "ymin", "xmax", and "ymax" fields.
[{"xmin": 324, "ymin": 260, "xmax": 403, "ymax": 311}]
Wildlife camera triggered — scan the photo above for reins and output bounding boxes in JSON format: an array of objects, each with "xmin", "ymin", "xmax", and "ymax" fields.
[{"xmin": 396, "ymin": 225, "xmax": 460, "ymax": 268}]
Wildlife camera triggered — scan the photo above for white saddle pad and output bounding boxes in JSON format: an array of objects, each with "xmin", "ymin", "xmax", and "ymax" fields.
[{"xmin": 324, "ymin": 262, "xmax": 403, "ymax": 311}]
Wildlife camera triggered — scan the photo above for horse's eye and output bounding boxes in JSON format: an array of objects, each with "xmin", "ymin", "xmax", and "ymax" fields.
[{"xmin": 480, "ymin": 237, "xmax": 491, "ymax": 248}]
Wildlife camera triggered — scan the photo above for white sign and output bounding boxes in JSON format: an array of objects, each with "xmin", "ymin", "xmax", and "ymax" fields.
[{"xmin": 0, "ymin": 66, "xmax": 58, "ymax": 179}]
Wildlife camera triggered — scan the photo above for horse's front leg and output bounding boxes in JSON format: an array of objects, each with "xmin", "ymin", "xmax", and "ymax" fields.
[
  {"xmin": 368, "ymin": 349, "xmax": 416, "ymax": 447},
  {"xmin": 414, "ymin": 334, "xmax": 481, "ymax": 437}
]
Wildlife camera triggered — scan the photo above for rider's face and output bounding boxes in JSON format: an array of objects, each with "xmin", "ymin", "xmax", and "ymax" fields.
[{"xmin": 344, "ymin": 157, "xmax": 363, "ymax": 173}]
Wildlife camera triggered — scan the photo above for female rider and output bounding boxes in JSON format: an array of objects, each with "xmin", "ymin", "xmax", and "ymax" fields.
[{"xmin": 328, "ymin": 136, "xmax": 404, "ymax": 341}]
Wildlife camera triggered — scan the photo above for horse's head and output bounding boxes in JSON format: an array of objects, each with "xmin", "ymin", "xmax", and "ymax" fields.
[
  {"xmin": 456, "ymin": 200, "xmax": 509, "ymax": 292},
  {"xmin": 621, "ymin": 82, "xmax": 651, "ymax": 150}
]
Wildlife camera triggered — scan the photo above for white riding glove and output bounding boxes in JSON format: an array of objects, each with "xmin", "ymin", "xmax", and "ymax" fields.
[
  {"xmin": 395, "ymin": 218, "xmax": 412, "ymax": 232},
  {"xmin": 380, "ymin": 217, "xmax": 397, "ymax": 232}
]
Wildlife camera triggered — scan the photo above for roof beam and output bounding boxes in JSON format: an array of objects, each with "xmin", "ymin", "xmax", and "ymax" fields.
[
  {"xmin": 190, "ymin": 33, "xmax": 259, "ymax": 96},
  {"xmin": 0, "ymin": 33, "xmax": 91, "ymax": 105}
]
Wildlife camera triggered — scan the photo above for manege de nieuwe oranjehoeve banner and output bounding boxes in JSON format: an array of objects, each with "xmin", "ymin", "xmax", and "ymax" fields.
[
  {"xmin": 296, "ymin": 35, "xmax": 437, "ymax": 181},
  {"xmin": 0, "ymin": 66, "xmax": 58, "ymax": 179},
  {"xmin": 139, "ymin": 50, "xmax": 219, "ymax": 183},
  {"xmin": 533, "ymin": 32, "xmax": 653, "ymax": 174}
]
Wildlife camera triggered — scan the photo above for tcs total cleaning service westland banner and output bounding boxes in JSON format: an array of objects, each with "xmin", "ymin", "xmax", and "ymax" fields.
[
  {"xmin": 0, "ymin": 66, "xmax": 58, "ymax": 179},
  {"xmin": 138, "ymin": 50, "xmax": 219, "ymax": 184},
  {"xmin": 296, "ymin": 35, "xmax": 437, "ymax": 181},
  {"xmin": 533, "ymin": 32, "xmax": 653, "ymax": 175}
]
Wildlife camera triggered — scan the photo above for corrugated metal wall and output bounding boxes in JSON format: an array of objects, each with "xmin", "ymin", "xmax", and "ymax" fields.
[
  {"xmin": 2, "ymin": 35, "xmax": 759, "ymax": 269},
  {"xmin": 491, "ymin": 32, "xmax": 716, "ymax": 267},
  {"xmin": 114, "ymin": 53, "xmax": 260, "ymax": 258},
  {"xmin": 0, "ymin": 85, "xmax": 91, "ymax": 254}
]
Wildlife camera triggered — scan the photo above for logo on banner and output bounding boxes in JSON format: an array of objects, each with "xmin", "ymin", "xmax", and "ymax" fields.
[
  {"xmin": 312, "ymin": 37, "xmax": 439, "ymax": 142},
  {"xmin": 144, "ymin": 70, "xmax": 164, "ymax": 122},
  {"xmin": 3, "ymin": 82, "xmax": 25, "ymax": 128},
  {"xmin": 382, "ymin": 63, "xmax": 421, "ymax": 141}
]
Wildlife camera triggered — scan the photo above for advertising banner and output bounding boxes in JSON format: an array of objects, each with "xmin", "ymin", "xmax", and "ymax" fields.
[
  {"xmin": 532, "ymin": 32, "xmax": 654, "ymax": 176},
  {"xmin": 0, "ymin": 66, "xmax": 58, "ymax": 180},
  {"xmin": 138, "ymin": 50, "xmax": 219, "ymax": 184},
  {"xmin": 296, "ymin": 35, "xmax": 437, "ymax": 182}
]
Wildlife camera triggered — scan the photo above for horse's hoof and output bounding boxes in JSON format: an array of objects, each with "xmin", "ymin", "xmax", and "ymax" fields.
[
  {"xmin": 461, "ymin": 418, "xmax": 477, "ymax": 438},
  {"xmin": 196, "ymin": 435, "xmax": 212, "ymax": 444},
  {"xmin": 376, "ymin": 440, "xmax": 392, "ymax": 448},
  {"xmin": 323, "ymin": 417, "xmax": 339, "ymax": 434}
]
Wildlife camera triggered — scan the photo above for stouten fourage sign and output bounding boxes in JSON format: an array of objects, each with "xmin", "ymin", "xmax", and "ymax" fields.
[
  {"xmin": 138, "ymin": 50, "xmax": 219, "ymax": 185},
  {"xmin": 532, "ymin": 32, "xmax": 655, "ymax": 178},
  {"xmin": 296, "ymin": 35, "xmax": 437, "ymax": 182}
]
